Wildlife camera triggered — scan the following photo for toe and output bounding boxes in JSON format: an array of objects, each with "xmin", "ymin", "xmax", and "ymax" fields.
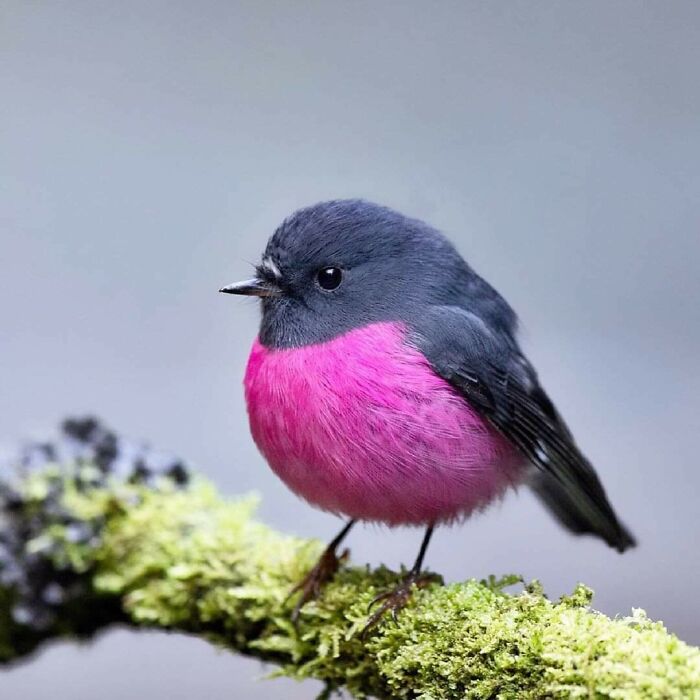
[{"xmin": 287, "ymin": 547, "xmax": 346, "ymax": 622}]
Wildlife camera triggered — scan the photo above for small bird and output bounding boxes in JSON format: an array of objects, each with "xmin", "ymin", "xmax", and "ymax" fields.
[{"xmin": 220, "ymin": 199, "xmax": 635, "ymax": 628}]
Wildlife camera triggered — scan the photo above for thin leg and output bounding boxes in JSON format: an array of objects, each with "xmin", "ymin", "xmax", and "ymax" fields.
[
  {"xmin": 289, "ymin": 519, "xmax": 355, "ymax": 623},
  {"xmin": 362, "ymin": 524, "xmax": 441, "ymax": 636},
  {"xmin": 410, "ymin": 525, "xmax": 434, "ymax": 574},
  {"xmin": 328, "ymin": 519, "xmax": 356, "ymax": 551}
]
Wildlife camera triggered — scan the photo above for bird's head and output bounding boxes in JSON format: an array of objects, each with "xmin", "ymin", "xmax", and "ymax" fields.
[{"xmin": 220, "ymin": 199, "xmax": 469, "ymax": 348}]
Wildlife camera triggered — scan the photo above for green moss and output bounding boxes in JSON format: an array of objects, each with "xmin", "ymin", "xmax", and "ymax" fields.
[
  {"xmin": 78, "ymin": 480, "xmax": 700, "ymax": 699},
  {"xmin": 3, "ymin": 470, "xmax": 700, "ymax": 698}
]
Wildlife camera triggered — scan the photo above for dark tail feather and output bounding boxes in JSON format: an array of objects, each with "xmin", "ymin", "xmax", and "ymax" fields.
[{"xmin": 530, "ymin": 472, "xmax": 637, "ymax": 553}]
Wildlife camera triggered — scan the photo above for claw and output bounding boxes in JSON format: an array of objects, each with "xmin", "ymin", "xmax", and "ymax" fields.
[
  {"xmin": 360, "ymin": 571, "xmax": 441, "ymax": 639},
  {"xmin": 367, "ymin": 588, "xmax": 393, "ymax": 612},
  {"xmin": 288, "ymin": 546, "xmax": 346, "ymax": 624}
]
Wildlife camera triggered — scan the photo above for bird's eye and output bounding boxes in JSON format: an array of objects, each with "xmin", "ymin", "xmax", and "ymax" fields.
[{"xmin": 316, "ymin": 266, "xmax": 343, "ymax": 291}]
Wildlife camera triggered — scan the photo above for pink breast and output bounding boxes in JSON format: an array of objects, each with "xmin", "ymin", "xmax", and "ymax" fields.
[{"xmin": 244, "ymin": 322, "xmax": 524, "ymax": 526}]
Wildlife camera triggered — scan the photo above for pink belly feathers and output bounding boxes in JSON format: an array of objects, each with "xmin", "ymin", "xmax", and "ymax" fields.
[{"xmin": 244, "ymin": 322, "xmax": 524, "ymax": 526}]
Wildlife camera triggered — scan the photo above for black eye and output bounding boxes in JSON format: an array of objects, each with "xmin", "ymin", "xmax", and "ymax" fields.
[{"xmin": 316, "ymin": 266, "xmax": 343, "ymax": 291}]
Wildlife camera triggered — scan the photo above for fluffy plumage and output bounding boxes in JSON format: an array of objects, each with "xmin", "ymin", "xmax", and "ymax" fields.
[
  {"xmin": 245, "ymin": 322, "xmax": 523, "ymax": 525},
  {"xmin": 225, "ymin": 199, "xmax": 635, "ymax": 551}
]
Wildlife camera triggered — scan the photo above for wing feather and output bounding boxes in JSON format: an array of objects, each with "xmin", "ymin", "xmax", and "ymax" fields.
[{"xmin": 415, "ymin": 306, "xmax": 636, "ymax": 552}]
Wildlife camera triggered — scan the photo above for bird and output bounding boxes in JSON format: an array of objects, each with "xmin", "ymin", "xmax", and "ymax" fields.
[{"xmin": 220, "ymin": 199, "xmax": 636, "ymax": 629}]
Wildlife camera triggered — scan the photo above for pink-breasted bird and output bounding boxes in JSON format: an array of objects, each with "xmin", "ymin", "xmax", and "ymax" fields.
[{"xmin": 220, "ymin": 200, "xmax": 635, "ymax": 627}]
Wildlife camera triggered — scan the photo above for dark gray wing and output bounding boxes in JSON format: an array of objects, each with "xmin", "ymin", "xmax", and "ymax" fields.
[{"xmin": 412, "ymin": 305, "xmax": 636, "ymax": 552}]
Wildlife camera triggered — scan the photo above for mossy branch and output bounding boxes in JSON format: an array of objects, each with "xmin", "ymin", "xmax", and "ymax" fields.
[{"xmin": 1, "ymin": 421, "xmax": 699, "ymax": 698}]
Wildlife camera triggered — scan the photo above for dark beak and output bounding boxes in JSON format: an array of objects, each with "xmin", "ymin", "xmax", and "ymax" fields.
[{"xmin": 219, "ymin": 277, "xmax": 282, "ymax": 297}]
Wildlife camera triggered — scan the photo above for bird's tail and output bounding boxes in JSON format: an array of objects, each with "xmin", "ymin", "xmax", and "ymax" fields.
[{"xmin": 529, "ymin": 471, "xmax": 636, "ymax": 553}]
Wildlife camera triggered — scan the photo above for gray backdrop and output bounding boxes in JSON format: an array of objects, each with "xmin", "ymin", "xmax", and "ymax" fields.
[{"xmin": 2, "ymin": 2, "xmax": 699, "ymax": 697}]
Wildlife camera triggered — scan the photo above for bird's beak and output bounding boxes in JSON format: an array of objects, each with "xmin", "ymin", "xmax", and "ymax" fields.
[{"xmin": 219, "ymin": 277, "xmax": 282, "ymax": 297}]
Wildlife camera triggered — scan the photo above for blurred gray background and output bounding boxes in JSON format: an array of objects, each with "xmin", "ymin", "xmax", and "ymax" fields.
[{"xmin": 1, "ymin": 1, "xmax": 699, "ymax": 697}]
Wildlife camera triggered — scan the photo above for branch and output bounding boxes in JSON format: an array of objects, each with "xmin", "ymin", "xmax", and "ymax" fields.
[{"xmin": 1, "ymin": 420, "xmax": 699, "ymax": 698}]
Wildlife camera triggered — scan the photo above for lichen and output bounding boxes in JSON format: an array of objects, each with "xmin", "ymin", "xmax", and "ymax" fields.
[
  {"xmin": 2, "ymin": 421, "xmax": 700, "ymax": 698},
  {"xmin": 81, "ymin": 482, "xmax": 700, "ymax": 699}
]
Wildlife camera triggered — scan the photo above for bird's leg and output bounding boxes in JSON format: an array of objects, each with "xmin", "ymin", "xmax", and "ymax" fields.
[
  {"xmin": 288, "ymin": 519, "xmax": 356, "ymax": 623},
  {"xmin": 362, "ymin": 525, "xmax": 441, "ymax": 636}
]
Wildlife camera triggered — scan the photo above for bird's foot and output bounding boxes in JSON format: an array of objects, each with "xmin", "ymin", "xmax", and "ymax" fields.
[
  {"xmin": 361, "ymin": 570, "xmax": 442, "ymax": 637},
  {"xmin": 288, "ymin": 546, "xmax": 349, "ymax": 623}
]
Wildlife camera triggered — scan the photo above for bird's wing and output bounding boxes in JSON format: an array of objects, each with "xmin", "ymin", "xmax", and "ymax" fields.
[{"xmin": 412, "ymin": 305, "xmax": 635, "ymax": 552}]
